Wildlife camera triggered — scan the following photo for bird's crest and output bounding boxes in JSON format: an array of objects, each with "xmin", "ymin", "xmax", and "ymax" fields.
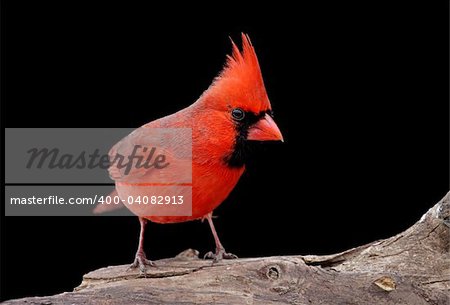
[{"xmin": 205, "ymin": 33, "xmax": 271, "ymax": 113}]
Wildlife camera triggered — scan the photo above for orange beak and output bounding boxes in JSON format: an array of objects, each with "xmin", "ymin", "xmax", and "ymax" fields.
[{"xmin": 247, "ymin": 114, "xmax": 284, "ymax": 142}]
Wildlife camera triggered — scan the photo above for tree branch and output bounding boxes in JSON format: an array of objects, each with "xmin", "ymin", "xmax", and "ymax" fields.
[{"xmin": 4, "ymin": 192, "xmax": 449, "ymax": 305}]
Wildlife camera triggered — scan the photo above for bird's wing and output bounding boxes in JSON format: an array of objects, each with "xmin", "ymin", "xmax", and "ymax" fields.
[{"xmin": 108, "ymin": 125, "xmax": 192, "ymax": 184}]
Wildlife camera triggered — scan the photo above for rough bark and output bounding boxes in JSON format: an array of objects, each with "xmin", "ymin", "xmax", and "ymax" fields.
[{"xmin": 3, "ymin": 192, "xmax": 449, "ymax": 305}]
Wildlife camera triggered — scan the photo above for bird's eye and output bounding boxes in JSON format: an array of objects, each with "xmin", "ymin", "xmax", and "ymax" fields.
[{"xmin": 231, "ymin": 108, "xmax": 245, "ymax": 121}]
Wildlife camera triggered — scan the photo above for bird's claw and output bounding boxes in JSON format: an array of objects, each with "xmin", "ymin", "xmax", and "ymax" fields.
[
  {"xmin": 128, "ymin": 251, "xmax": 155, "ymax": 275},
  {"xmin": 204, "ymin": 248, "xmax": 238, "ymax": 263}
]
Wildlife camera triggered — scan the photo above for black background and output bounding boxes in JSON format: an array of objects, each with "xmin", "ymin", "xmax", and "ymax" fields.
[{"xmin": 1, "ymin": 1, "xmax": 449, "ymax": 301}]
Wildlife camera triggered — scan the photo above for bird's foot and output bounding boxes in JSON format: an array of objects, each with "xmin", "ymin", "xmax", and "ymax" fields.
[
  {"xmin": 128, "ymin": 251, "xmax": 155, "ymax": 275},
  {"xmin": 204, "ymin": 247, "xmax": 238, "ymax": 263}
]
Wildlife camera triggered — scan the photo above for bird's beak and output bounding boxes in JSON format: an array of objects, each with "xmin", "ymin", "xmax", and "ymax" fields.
[{"xmin": 247, "ymin": 113, "xmax": 284, "ymax": 142}]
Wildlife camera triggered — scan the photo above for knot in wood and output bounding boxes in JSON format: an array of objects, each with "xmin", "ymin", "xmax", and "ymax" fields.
[{"xmin": 266, "ymin": 265, "xmax": 281, "ymax": 280}]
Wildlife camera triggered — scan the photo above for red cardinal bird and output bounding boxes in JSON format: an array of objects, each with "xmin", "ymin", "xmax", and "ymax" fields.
[{"xmin": 104, "ymin": 34, "xmax": 283, "ymax": 272}]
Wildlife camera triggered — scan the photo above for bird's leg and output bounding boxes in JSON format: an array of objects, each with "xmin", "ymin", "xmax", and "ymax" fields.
[
  {"xmin": 129, "ymin": 217, "xmax": 155, "ymax": 274},
  {"xmin": 204, "ymin": 212, "xmax": 238, "ymax": 262}
]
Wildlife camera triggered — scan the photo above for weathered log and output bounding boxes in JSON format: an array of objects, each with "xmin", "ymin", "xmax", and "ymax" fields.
[{"xmin": 3, "ymin": 192, "xmax": 449, "ymax": 305}]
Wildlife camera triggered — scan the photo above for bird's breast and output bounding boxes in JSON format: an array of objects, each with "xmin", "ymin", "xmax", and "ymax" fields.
[{"xmin": 117, "ymin": 162, "xmax": 244, "ymax": 224}]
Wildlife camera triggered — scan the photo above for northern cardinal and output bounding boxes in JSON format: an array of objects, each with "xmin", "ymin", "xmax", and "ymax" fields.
[{"xmin": 102, "ymin": 34, "xmax": 283, "ymax": 272}]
